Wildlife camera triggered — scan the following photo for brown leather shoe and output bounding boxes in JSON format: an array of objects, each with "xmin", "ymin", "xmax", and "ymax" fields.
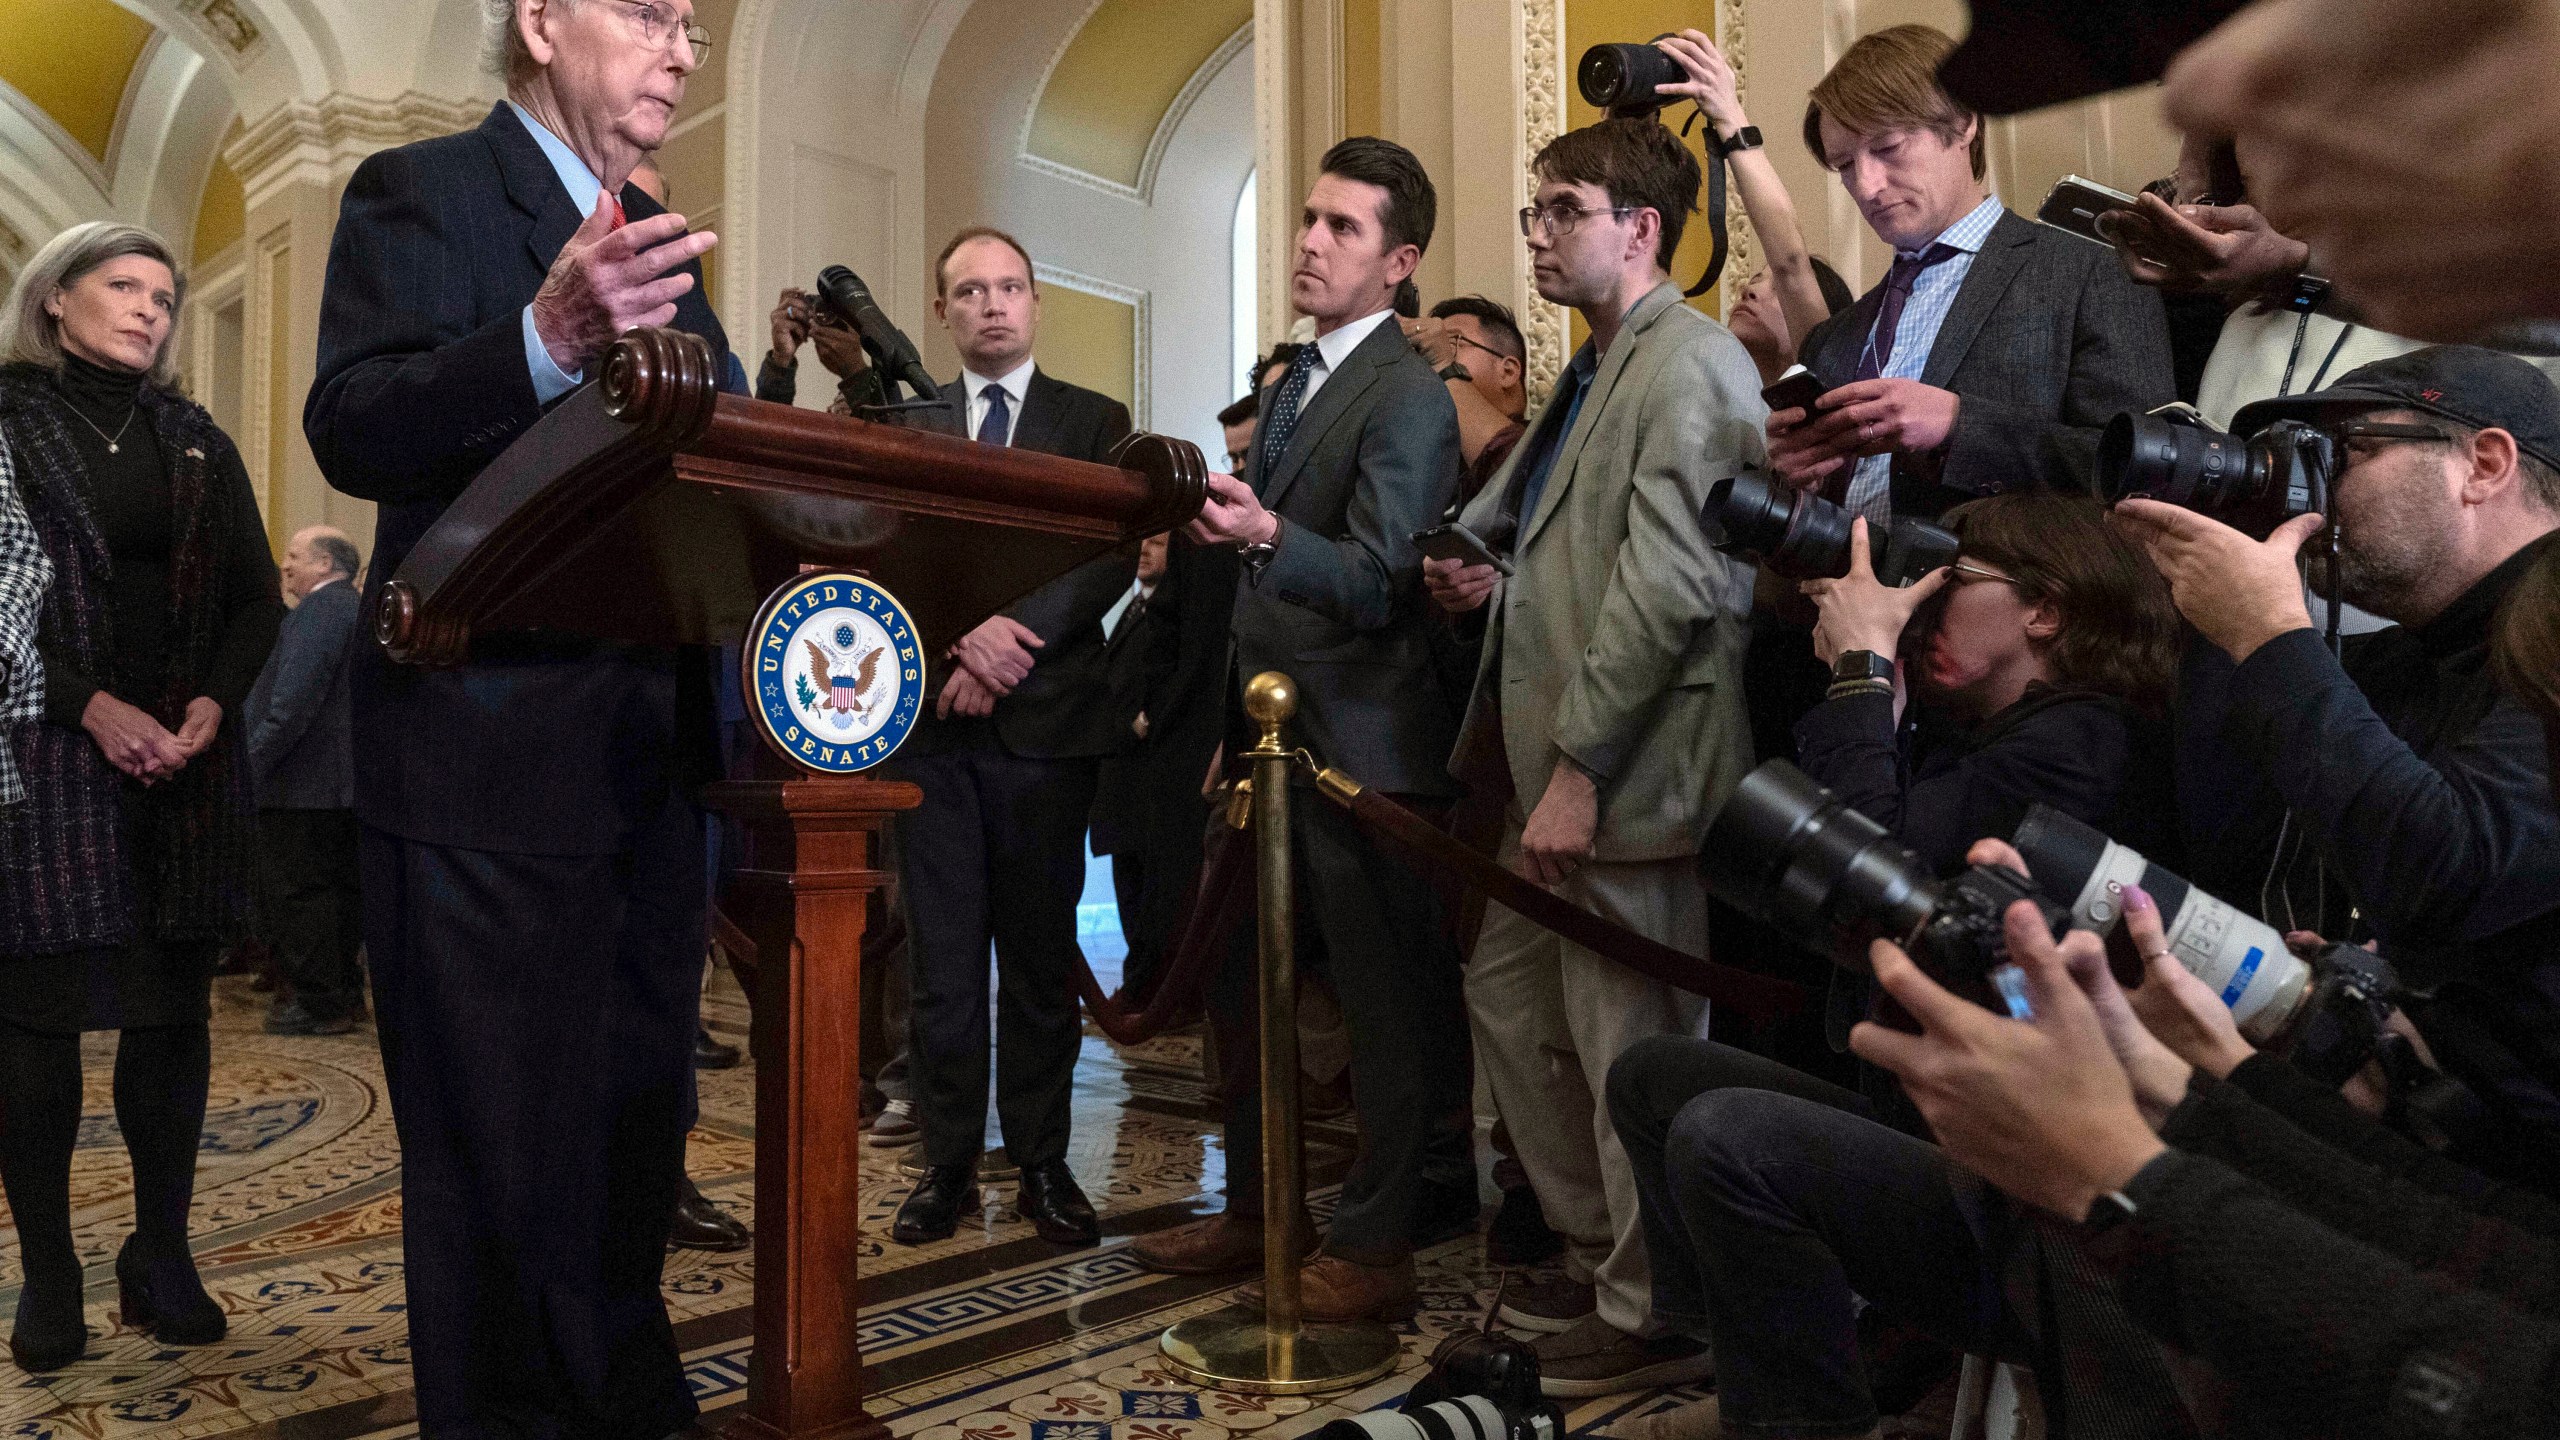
[
  {"xmin": 1237, "ymin": 1252, "xmax": 1418, "ymax": 1322},
  {"xmin": 1129, "ymin": 1210, "xmax": 1310, "ymax": 1275}
]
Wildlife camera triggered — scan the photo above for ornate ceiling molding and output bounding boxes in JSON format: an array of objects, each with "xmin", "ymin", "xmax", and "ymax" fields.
[{"xmin": 226, "ymin": 90, "xmax": 481, "ymax": 208}]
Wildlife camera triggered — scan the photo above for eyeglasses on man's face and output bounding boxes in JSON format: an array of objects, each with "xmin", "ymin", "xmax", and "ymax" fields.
[
  {"xmin": 1517, "ymin": 202, "xmax": 1633, "ymax": 239},
  {"xmin": 608, "ymin": 0, "xmax": 712, "ymax": 58}
]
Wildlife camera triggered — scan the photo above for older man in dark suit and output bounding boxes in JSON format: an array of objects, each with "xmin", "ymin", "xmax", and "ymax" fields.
[
  {"xmin": 244, "ymin": 525, "xmax": 364, "ymax": 1037},
  {"xmin": 302, "ymin": 0, "xmax": 731, "ymax": 1433},
  {"xmin": 882, "ymin": 227, "xmax": 1135, "ymax": 1251},
  {"xmin": 1769, "ymin": 25, "xmax": 2174, "ymax": 521},
  {"xmin": 1131, "ymin": 137, "xmax": 1469, "ymax": 1323}
]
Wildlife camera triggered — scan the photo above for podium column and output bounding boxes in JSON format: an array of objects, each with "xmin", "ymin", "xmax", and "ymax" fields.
[{"xmin": 705, "ymin": 776, "xmax": 921, "ymax": 1440}]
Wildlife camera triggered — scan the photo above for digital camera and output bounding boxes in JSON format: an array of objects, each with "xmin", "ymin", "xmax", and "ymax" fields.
[{"xmin": 1706, "ymin": 473, "xmax": 1960, "ymax": 587}]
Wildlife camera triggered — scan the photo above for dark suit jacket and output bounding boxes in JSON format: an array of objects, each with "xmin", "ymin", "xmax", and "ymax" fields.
[
  {"xmin": 910, "ymin": 368, "xmax": 1135, "ymax": 760},
  {"xmin": 1092, "ymin": 540, "xmax": 1236, "ymax": 854},
  {"xmin": 1232, "ymin": 318, "xmax": 1464, "ymax": 797},
  {"xmin": 304, "ymin": 102, "xmax": 735, "ymax": 855},
  {"xmin": 244, "ymin": 579, "xmax": 359, "ymax": 810},
  {"xmin": 1798, "ymin": 208, "xmax": 2174, "ymax": 517}
]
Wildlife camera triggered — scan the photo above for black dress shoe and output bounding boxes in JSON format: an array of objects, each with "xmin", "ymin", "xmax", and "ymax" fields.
[
  {"xmin": 115, "ymin": 1236, "xmax": 226, "ymax": 1346},
  {"xmin": 1014, "ymin": 1160, "xmax": 1100, "ymax": 1246},
  {"xmin": 694, "ymin": 1027, "xmax": 741, "ymax": 1070},
  {"xmin": 889, "ymin": 1162, "xmax": 981, "ymax": 1245},
  {"xmin": 1486, "ymin": 1182, "xmax": 1565, "ymax": 1265},
  {"xmin": 1411, "ymin": 1180, "xmax": 1483, "ymax": 1249},
  {"xmin": 9, "ymin": 1270, "xmax": 88, "ymax": 1372},
  {"xmin": 669, "ymin": 1176, "xmax": 752, "ymax": 1252}
]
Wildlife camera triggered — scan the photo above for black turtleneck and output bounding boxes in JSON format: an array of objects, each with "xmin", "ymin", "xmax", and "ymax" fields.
[{"xmin": 35, "ymin": 352, "xmax": 281, "ymax": 732}]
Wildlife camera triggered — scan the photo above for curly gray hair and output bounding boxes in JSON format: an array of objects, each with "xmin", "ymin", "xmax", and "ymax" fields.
[{"xmin": 0, "ymin": 221, "xmax": 187, "ymax": 390}]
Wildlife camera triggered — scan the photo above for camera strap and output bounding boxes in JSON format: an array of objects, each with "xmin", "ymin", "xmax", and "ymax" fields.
[{"xmin": 1679, "ymin": 107, "xmax": 1730, "ymax": 299}]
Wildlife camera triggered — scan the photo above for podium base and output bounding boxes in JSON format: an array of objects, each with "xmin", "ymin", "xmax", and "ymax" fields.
[{"xmin": 1157, "ymin": 1305, "xmax": 1402, "ymax": 1395}]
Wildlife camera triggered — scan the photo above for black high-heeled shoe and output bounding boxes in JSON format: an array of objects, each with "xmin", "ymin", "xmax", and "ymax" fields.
[
  {"xmin": 115, "ymin": 1236, "xmax": 225, "ymax": 1345},
  {"xmin": 9, "ymin": 1269, "xmax": 90, "ymax": 1372}
]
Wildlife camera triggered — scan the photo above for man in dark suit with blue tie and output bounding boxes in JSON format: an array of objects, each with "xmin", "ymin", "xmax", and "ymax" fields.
[
  {"xmin": 302, "ymin": 1, "xmax": 731, "ymax": 1434},
  {"xmin": 1130, "ymin": 138, "xmax": 1471, "ymax": 1322},
  {"xmin": 883, "ymin": 227, "xmax": 1134, "ymax": 1250}
]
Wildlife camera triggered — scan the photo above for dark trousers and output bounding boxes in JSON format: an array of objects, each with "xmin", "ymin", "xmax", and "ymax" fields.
[
  {"xmin": 893, "ymin": 746, "xmax": 1097, "ymax": 1169},
  {"xmin": 1209, "ymin": 790, "xmax": 1469, "ymax": 1262},
  {"xmin": 1607, "ymin": 1037, "xmax": 2021, "ymax": 1437},
  {"xmin": 260, "ymin": 808, "xmax": 365, "ymax": 1020},
  {"xmin": 359, "ymin": 798, "xmax": 704, "ymax": 1440}
]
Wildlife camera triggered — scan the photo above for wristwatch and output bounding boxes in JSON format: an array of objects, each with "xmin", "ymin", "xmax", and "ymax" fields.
[
  {"xmin": 1832, "ymin": 650, "xmax": 1894, "ymax": 685},
  {"xmin": 1711, "ymin": 124, "xmax": 1763, "ymax": 158}
]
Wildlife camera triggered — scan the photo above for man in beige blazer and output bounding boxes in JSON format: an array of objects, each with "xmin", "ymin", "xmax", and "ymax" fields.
[{"xmin": 1427, "ymin": 118, "xmax": 1764, "ymax": 1398}]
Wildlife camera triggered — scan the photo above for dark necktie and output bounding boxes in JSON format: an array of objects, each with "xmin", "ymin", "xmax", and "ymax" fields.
[
  {"xmin": 1257, "ymin": 346, "xmax": 1321, "ymax": 478},
  {"xmin": 1852, "ymin": 242, "xmax": 1960, "ymax": 383},
  {"xmin": 977, "ymin": 383, "xmax": 1012, "ymax": 446}
]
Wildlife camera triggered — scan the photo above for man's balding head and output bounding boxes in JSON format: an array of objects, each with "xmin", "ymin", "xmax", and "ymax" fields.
[{"xmin": 282, "ymin": 525, "xmax": 361, "ymax": 603}]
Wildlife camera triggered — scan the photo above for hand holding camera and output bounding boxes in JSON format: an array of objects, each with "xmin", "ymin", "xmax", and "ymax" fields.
[
  {"xmin": 768, "ymin": 287, "xmax": 812, "ymax": 366},
  {"xmin": 2110, "ymin": 498, "xmax": 2320, "ymax": 662},
  {"xmin": 1799, "ymin": 517, "xmax": 1950, "ymax": 668},
  {"xmin": 1650, "ymin": 29, "xmax": 1746, "ymax": 139}
]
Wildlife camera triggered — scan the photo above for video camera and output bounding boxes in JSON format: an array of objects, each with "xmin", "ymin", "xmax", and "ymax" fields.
[{"xmin": 1706, "ymin": 473, "xmax": 1960, "ymax": 587}]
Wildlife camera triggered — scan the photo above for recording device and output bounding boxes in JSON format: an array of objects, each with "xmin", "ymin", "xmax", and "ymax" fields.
[
  {"xmin": 2012, "ymin": 805, "xmax": 2402, "ymax": 1087},
  {"xmin": 813, "ymin": 265, "xmax": 942, "ymax": 402},
  {"xmin": 2035, "ymin": 174, "xmax": 2141, "ymax": 248},
  {"xmin": 1575, "ymin": 39, "xmax": 1728, "ymax": 296},
  {"xmin": 2098, "ymin": 404, "xmax": 2335, "ymax": 540},
  {"xmin": 1577, "ymin": 41, "xmax": 1686, "ymax": 118},
  {"xmin": 1699, "ymin": 761, "xmax": 2066, "ymax": 1011},
  {"xmin": 1760, "ymin": 364, "xmax": 1828, "ymax": 418},
  {"xmin": 1311, "ymin": 1311, "xmax": 1561, "ymax": 1440},
  {"xmin": 1413, "ymin": 522, "xmax": 1515, "ymax": 577},
  {"xmin": 1706, "ymin": 472, "xmax": 1960, "ymax": 587}
]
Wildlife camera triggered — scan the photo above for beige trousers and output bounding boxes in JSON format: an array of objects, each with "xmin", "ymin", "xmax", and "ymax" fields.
[{"xmin": 1463, "ymin": 823, "xmax": 1708, "ymax": 1335}]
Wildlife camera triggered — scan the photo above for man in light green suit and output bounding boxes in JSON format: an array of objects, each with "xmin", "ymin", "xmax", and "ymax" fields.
[{"xmin": 1426, "ymin": 117, "xmax": 1766, "ymax": 1398}]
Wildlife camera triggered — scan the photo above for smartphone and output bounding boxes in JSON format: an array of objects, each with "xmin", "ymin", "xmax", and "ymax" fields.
[
  {"xmin": 1412, "ymin": 522, "xmax": 1514, "ymax": 576},
  {"xmin": 2036, "ymin": 174, "xmax": 2141, "ymax": 247},
  {"xmin": 1760, "ymin": 364, "xmax": 1828, "ymax": 418}
]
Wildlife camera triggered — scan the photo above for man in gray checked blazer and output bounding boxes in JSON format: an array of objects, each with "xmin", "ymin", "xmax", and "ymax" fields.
[
  {"xmin": 1769, "ymin": 25, "xmax": 2174, "ymax": 521},
  {"xmin": 1131, "ymin": 138, "xmax": 1471, "ymax": 1323}
]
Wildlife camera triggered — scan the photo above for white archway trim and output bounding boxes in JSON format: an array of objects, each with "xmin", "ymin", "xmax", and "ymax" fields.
[
  {"xmin": 0, "ymin": 92, "xmax": 114, "ymax": 264},
  {"xmin": 225, "ymin": 90, "xmax": 481, "ymax": 210},
  {"xmin": 1014, "ymin": 20, "xmax": 1250, "ymax": 208},
  {"xmin": 109, "ymin": 34, "xmax": 242, "ymax": 251},
  {"xmin": 1034, "ymin": 261, "xmax": 1149, "ymax": 430}
]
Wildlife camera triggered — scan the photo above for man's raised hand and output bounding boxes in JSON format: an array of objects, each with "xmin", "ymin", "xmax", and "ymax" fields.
[{"xmin": 530, "ymin": 194, "xmax": 718, "ymax": 377}]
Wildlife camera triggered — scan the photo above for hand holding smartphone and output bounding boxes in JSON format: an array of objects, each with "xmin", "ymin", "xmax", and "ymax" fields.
[
  {"xmin": 2036, "ymin": 174, "xmax": 2141, "ymax": 247},
  {"xmin": 1412, "ymin": 522, "xmax": 1514, "ymax": 577},
  {"xmin": 1761, "ymin": 364, "xmax": 1829, "ymax": 420}
]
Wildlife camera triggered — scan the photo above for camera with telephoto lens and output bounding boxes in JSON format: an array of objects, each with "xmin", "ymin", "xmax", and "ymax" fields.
[
  {"xmin": 1706, "ymin": 472, "xmax": 1961, "ymax": 587},
  {"xmin": 2097, "ymin": 405, "xmax": 2337, "ymax": 540},
  {"xmin": 2011, "ymin": 805, "xmax": 2402, "ymax": 1088},
  {"xmin": 1310, "ymin": 1328, "xmax": 1561, "ymax": 1440},
  {"xmin": 1578, "ymin": 40, "xmax": 1685, "ymax": 118},
  {"xmin": 1699, "ymin": 762, "xmax": 2067, "ymax": 1009}
]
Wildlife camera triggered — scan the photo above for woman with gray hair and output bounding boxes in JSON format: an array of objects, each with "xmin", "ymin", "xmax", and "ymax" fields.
[{"xmin": 0, "ymin": 220, "xmax": 279, "ymax": 1372}]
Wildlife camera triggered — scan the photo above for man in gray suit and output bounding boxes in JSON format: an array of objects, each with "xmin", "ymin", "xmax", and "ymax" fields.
[
  {"xmin": 1132, "ymin": 137, "xmax": 1468, "ymax": 1322},
  {"xmin": 245, "ymin": 525, "xmax": 364, "ymax": 1036},
  {"xmin": 1426, "ymin": 119, "xmax": 1755, "ymax": 1398},
  {"xmin": 1769, "ymin": 24, "xmax": 2174, "ymax": 521}
]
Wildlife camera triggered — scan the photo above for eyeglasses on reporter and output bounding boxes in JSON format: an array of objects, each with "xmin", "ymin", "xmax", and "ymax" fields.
[{"xmin": 1518, "ymin": 201, "xmax": 1635, "ymax": 239}]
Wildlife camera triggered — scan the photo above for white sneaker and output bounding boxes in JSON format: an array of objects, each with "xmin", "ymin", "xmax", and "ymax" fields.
[{"xmin": 867, "ymin": 1099, "xmax": 921, "ymax": 1149}]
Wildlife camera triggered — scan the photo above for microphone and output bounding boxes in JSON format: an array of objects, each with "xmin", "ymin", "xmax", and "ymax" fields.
[{"xmin": 814, "ymin": 265, "xmax": 942, "ymax": 401}]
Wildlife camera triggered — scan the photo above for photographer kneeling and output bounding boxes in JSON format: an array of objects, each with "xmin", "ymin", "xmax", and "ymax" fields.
[
  {"xmin": 1601, "ymin": 497, "xmax": 2198, "ymax": 1438},
  {"xmin": 2115, "ymin": 346, "xmax": 2560, "ymax": 1186}
]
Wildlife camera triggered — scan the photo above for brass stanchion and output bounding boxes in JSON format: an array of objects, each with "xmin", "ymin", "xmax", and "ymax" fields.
[{"xmin": 1159, "ymin": 674, "xmax": 1402, "ymax": 1395}]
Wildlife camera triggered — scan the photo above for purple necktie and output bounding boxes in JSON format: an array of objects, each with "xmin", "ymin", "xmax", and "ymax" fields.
[{"xmin": 1852, "ymin": 242, "xmax": 1960, "ymax": 384}]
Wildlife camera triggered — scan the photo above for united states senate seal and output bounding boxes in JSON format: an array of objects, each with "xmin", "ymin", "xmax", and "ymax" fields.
[{"xmin": 743, "ymin": 572, "xmax": 923, "ymax": 773}]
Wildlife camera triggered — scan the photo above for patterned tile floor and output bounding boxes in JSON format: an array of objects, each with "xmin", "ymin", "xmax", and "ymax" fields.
[{"xmin": 0, "ymin": 970, "xmax": 1700, "ymax": 1440}]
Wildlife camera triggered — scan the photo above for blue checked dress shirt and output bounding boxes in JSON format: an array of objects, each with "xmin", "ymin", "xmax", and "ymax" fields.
[{"xmin": 1841, "ymin": 196, "xmax": 2005, "ymax": 525}]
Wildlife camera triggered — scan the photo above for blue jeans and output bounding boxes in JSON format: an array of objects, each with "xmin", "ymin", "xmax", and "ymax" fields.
[{"xmin": 1606, "ymin": 1037, "xmax": 2023, "ymax": 1438}]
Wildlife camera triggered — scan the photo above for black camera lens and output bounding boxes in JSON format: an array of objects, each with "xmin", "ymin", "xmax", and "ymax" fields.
[
  {"xmin": 1700, "ymin": 762, "xmax": 1941, "ymax": 960},
  {"xmin": 1578, "ymin": 42, "xmax": 1684, "ymax": 114},
  {"xmin": 1705, "ymin": 473, "xmax": 1853, "ymax": 579},
  {"xmin": 2099, "ymin": 411, "xmax": 2253, "ymax": 510}
]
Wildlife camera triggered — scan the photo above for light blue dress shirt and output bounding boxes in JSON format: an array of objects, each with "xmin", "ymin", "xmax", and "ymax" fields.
[
  {"xmin": 510, "ymin": 101, "xmax": 609, "ymax": 405},
  {"xmin": 1843, "ymin": 195, "xmax": 2005, "ymax": 523}
]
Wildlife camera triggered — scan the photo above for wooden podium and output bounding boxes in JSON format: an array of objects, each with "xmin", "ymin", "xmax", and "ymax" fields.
[{"xmin": 375, "ymin": 327, "xmax": 1208, "ymax": 1440}]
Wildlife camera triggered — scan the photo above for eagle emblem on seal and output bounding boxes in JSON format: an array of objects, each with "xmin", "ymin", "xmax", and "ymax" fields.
[{"xmin": 803, "ymin": 635, "xmax": 884, "ymax": 728}]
